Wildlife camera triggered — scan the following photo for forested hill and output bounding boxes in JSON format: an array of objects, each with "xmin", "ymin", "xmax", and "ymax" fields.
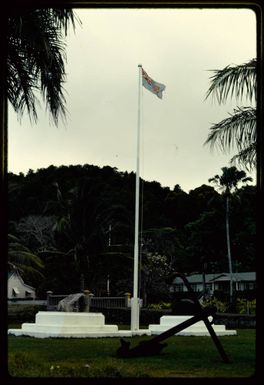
[{"xmin": 8, "ymin": 164, "xmax": 256, "ymax": 300}]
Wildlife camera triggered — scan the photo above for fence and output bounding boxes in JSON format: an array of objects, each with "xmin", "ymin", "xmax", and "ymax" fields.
[
  {"xmin": 46, "ymin": 291, "xmax": 131, "ymax": 311},
  {"xmin": 90, "ymin": 296, "xmax": 129, "ymax": 309}
]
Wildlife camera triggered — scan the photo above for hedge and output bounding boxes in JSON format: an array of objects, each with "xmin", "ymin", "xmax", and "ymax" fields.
[{"xmin": 8, "ymin": 305, "xmax": 255, "ymax": 329}]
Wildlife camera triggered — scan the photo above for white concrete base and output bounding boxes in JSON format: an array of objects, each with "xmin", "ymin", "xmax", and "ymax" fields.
[
  {"xmin": 8, "ymin": 311, "xmax": 151, "ymax": 338},
  {"xmin": 148, "ymin": 315, "xmax": 237, "ymax": 336}
]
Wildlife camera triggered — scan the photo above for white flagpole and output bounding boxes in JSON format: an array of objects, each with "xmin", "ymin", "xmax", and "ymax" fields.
[{"xmin": 131, "ymin": 64, "xmax": 142, "ymax": 332}]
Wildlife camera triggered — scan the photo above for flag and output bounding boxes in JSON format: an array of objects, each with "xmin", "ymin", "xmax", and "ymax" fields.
[{"xmin": 142, "ymin": 68, "xmax": 166, "ymax": 99}]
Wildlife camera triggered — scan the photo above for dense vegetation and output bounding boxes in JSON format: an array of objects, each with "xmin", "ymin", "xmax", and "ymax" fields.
[{"xmin": 8, "ymin": 164, "xmax": 256, "ymax": 302}]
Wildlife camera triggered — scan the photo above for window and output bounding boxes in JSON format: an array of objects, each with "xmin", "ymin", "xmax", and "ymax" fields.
[
  {"xmin": 175, "ymin": 284, "xmax": 184, "ymax": 292},
  {"xmin": 191, "ymin": 284, "xmax": 198, "ymax": 292},
  {"xmin": 12, "ymin": 287, "xmax": 19, "ymax": 297}
]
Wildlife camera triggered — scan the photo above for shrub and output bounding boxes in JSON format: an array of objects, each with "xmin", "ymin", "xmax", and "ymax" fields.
[
  {"xmin": 147, "ymin": 302, "xmax": 171, "ymax": 310},
  {"xmin": 8, "ymin": 305, "xmax": 46, "ymax": 323},
  {"xmin": 202, "ymin": 297, "xmax": 228, "ymax": 313},
  {"xmin": 236, "ymin": 298, "xmax": 256, "ymax": 315}
]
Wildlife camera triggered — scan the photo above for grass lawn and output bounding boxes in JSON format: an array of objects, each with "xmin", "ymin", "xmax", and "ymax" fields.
[{"xmin": 7, "ymin": 328, "xmax": 256, "ymax": 378}]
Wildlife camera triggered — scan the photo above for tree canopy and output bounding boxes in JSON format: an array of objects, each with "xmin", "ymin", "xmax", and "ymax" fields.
[{"xmin": 8, "ymin": 164, "xmax": 256, "ymax": 300}]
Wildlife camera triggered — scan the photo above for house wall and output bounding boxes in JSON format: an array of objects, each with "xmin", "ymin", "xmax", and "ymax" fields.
[
  {"xmin": 8, "ymin": 274, "xmax": 36, "ymax": 299},
  {"xmin": 172, "ymin": 278, "xmax": 256, "ymax": 294}
]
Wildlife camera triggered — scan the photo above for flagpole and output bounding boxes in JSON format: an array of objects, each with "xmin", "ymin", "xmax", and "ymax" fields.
[{"xmin": 131, "ymin": 64, "xmax": 142, "ymax": 332}]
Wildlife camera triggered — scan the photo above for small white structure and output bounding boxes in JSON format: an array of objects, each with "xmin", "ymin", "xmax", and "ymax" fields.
[
  {"xmin": 148, "ymin": 315, "xmax": 237, "ymax": 336},
  {"xmin": 8, "ymin": 270, "xmax": 36, "ymax": 300},
  {"xmin": 8, "ymin": 311, "xmax": 151, "ymax": 338}
]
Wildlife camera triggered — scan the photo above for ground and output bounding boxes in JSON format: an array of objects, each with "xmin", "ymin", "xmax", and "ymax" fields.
[{"xmin": 7, "ymin": 328, "xmax": 256, "ymax": 378}]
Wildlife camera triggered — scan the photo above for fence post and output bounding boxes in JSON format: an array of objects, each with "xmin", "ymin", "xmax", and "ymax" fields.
[
  {"xmin": 89, "ymin": 293, "xmax": 94, "ymax": 309},
  {"xmin": 83, "ymin": 290, "xmax": 91, "ymax": 312},
  {"xmin": 46, "ymin": 291, "xmax": 53, "ymax": 310},
  {"xmin": 124, "ymin": 292, "xmax": 131, "ymax": 307},
  {"xmin": 83, "ymin": 290, "xmax": 95, "ymax": 312}
]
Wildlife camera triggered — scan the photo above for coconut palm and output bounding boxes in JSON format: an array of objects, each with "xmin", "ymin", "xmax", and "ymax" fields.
[
  {"xmin": 209, "ymin": 166, "xmax": 252, "ymax": 304},
  {"xmin": 7, "ymin": 8, "xmax": 79, "ymax": 125},
  {"xmin": 205, "ymin": 59, "xmax": 256, "ymax": 171},
  {"xmin": 8, "ymin": 233, "xmax": 44, "ymax": 280}
]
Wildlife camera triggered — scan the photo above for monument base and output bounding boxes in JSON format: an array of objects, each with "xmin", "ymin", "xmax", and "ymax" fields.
[
  {"xmin": 148, "ymin": 315, "xmax": 237, "ymax": 336},
  {"xmin": 8, "ymin": 311, "xmax": 150, "ymax": 338}
]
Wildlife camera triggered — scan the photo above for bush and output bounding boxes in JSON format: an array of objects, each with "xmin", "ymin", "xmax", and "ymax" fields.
[
  {"xmin": 8, "ymin": 304, "xmax": 46, "ymax": 323},
  {"xmin": 147, "ymin": 302, "xmax": 171, "ymax": 310},
  {"xmin": 236, "ymin": 298, "xmax": 256, "ymax": 315},
  {"xmin": 202, "ymin": 298, "xmax": 228, "ymax": 313}
]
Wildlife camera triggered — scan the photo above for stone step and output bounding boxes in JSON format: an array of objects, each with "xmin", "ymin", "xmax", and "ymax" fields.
[
  {"xmin": 35, "ymin": 311, "xmax": 105, "ymax": 326},
  {"xmin": 148, "ymin": 315, "xmax": 237, "ymax": 336},
  {"xmin": 149, "ymin": 328, "xmax": 237, "ymax": 336},
  {"xmin": 8, "ymin": 328, "xmax": 133, "ymax": 338},
  {"xmin": 160, "ymin": 315, "xmax": 214, "ymax": 327},
  {"xmin": 8, "ymin": 311, "xmax": 151, "ymax": 338},
  {"xmin": 21, "ymin": 323, "xmax": 118, "ymax": 333},
  {"xmin": 149, "ymin": 324, "xmax": 227, "ymax": 332}
]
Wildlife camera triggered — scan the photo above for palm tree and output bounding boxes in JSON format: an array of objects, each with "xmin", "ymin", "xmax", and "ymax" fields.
[
  {"xmin": 205, "ymin": 59, "xmax": 256, "ymax": 171},
  {"xmin": 7, "ymin": 8, "xmax": 80, "ymax": 125},
  {"xmin": 8, "ymin": 233, "xmax": 44, "ymax": 280},
  {"xmin": 209, "ymin": 166, "xmax": 252, "ymax": 304}
]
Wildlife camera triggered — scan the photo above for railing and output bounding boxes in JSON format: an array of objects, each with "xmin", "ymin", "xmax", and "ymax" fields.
[
  {"xmin": 46, "ymin": 291, "xmax": 131, "ymax": 311},
  {"xmin": 46, "ymin": 293, "xmax": 68, "ymax": 310},
  {"xmin": 90, "ymin": 296, "xmax": 129, "ymax": 309}
]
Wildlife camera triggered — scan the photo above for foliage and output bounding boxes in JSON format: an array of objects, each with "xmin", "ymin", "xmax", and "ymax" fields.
[
  {"xmin": 140, "ymin": 253, "xmax": 172, "ymax": 303},
  {"xmin": 236, "ymin": 298, "xmax": 256, "ymax": 315},
  {"xmin": 205, "ymin": 59, "xmax": 256, "ymax": 170},
  {"xmin": 184, "ymin": 210, "xmax": 226, "ymax": 270},
  {"xmin": 209, "ymin": 166, "xmax": 253, "ymax": 195},
  {"xmin": 202, "ymin": 297, "xmax": 228, "ymax": 313},
  {"xmin": 205, "ymin": 59, "xmax": 256, "ymax": 103},
  {"xmin": 208, "ymin": 166, "xmax": 253, "ymax": 304},
  {"xmin": 7, "ymin": 8, "xmax": 80, "ymax": 125},
  {"xmin": 147, "ymin": 302, "xmax": 171, "ymax": 310},
  {"xmin": 8, "ymin": 304, "xmax": 46, "ymax": 323},
  {"xmin": 8, "ymin": 233, "xmax": 44, "ymax": 284},
  {"xmin": 8, "ymin": 164, "xmax": 256, "ymax": 297}
]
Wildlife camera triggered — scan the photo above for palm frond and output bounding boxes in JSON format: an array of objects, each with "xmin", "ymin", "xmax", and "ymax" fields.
[
  {"xmin": 7, "ymin": 8, "xmax": 79, "ymax": 125},
  {"xmin": 9, "ymin": 250, "xmax": 44, "ymax": 269},
  {"xmin": 8, "ymin": 233, "xmax": 44, "ymax": 276},
  {"xmin": 204, "ymin": 106, "xmax": 256, "ymax": 154},
  {"xmin": 206, "ymin": 59, "xmax": 256, "ymax": 104},
  {"xmin": 230, "ymin": 142, "xmax": 256, "ymax": 171}
]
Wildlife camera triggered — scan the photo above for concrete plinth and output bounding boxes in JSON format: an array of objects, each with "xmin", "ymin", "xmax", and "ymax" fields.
[
  {"xmin": 148, "ymin": 315, "xmax": 237, "ymax": 336},
  {"xmin": 8, "ymin": 311, "xmax": 150, "ymax": 338}
]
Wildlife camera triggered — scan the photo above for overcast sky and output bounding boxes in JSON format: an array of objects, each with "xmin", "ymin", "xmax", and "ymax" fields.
[{"xmin": 8, "ymin": 8, "xmax": 256, "ymax": 192}]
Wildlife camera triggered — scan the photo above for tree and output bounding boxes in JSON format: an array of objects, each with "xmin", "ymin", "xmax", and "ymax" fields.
[
  {"xmin": 205, "ymin": 59, "xmax": 256, "ymax": 171},
  {"xmin": 8, "ymin": 233, "xmax": 44, "ymax": 284},
  {"xmin": 15, "ymin": 215, "xmax": 56, "ymax": 252},
  {"xmin": 48, "ymin": 177, "xmax": 134, "ymax": 292},
  {"xmin": 184, "ymin": 210, "xmax": 226, "ymax": 273},
  {"xmin": 209, "ymin": 166, "xmax": 252, "ymax": 304},
  {"xmin": 7, "ymin": 8, "xmax": 79, "ymax": 124}
]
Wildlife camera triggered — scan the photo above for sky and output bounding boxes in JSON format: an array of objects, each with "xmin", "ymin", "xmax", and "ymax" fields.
[{"xmin": 8, "ymin": 8, "xmax": 257, "ymax": 192}]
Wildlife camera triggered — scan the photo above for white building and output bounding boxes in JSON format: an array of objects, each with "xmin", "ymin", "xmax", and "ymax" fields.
[
  {"xmin": 8, "ymin": 270, "xmax": 36, "ymax": 300},
  {"xmin": 171, "ymin": 272, "xmax": 256, "ymax": 294}
]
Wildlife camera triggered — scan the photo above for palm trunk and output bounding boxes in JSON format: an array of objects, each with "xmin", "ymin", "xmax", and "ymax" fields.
[{"xmin": 225, "ymin": 195, "xmax": 233, "ymax": 304}]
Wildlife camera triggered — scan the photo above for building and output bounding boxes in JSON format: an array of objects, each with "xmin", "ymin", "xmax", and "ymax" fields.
[
  {"xmin": 8, "ymin": 270, "xmax": 36, "ymax": 300},
  {"xmin": 171, "ymin": 272, "xmax": 256, "ymax": 295}
]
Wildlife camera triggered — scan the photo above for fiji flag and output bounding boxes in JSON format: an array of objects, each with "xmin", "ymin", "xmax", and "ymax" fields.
[{"xmin": 142, "ymin": 68, "xmax": 166, "ymax": 99}]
